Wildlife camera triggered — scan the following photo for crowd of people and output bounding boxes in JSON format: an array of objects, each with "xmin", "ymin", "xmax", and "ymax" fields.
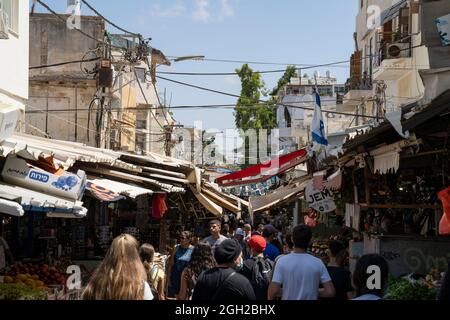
[{"xmin": 75, "ymin": 220, "xmax": 450, "ymax": 301}]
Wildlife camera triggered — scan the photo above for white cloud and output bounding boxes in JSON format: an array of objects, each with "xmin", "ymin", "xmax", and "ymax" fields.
[
  {"xmin": 151, "ymin": 3, "xmax": 186, "ymax": 18},
  {"xmin": 219, "ymin": 0, "xmax": 234, "ymax": 20},
  {"xmin": 192, "ymin": 0, "xmax": 211, "ymax": 22}
]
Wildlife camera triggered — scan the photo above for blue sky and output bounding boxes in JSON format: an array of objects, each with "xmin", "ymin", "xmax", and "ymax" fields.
[{"xmin": 35, "ymin": 0, "xmax": 358, "ymax": 157}]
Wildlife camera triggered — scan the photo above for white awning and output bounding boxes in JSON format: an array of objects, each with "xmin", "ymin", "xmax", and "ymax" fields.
[
  {"xmin": 0, "ymin": 199, "xmax": 24, "ymax": 217},
  {"xmin": 0, "ymin": 182, "xmax": 87, "ymax": 217},
  {"xmin": 249, "ymin": 181, "xmax": 308, "ymax": 214},
  {"xmin": 87, "ymin": 177, "xmax": 154, "ymax": 199}
]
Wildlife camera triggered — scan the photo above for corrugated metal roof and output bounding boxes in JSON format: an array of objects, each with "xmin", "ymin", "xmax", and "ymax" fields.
[{"xmin": 1, "ymin": 133, "xmax": 140, "ymax": 171}]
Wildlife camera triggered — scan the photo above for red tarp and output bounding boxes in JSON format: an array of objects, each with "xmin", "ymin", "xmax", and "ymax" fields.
[{"xmin": 215, "ymin": 149, "xmax": 308, "ymax": 187}]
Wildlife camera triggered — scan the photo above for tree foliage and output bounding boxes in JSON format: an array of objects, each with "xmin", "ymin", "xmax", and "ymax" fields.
[
  {"xmin": 234, "ymin": 64, "xmax": 298, "ymax": 165},
  {"xmin": 234, "ymin": 64, "xmax": 273, "ymax": 131},
  {"xmin": 270, "ymin": 65, "xmax": 298, "ymax": 97}
]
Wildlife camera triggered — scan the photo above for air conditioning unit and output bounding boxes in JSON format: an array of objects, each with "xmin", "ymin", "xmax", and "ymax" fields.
[
  {"xmin": 0, "ymin": 9, "xmax": 10, "ymax": 39},
  {"xmin": 386, "ymin": 42, "xmax": 410, "ymax": 59}
]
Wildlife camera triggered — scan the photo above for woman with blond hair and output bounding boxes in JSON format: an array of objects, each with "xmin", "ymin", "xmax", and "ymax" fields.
[
  {"xmin": 140, "ymin": 243, "xmax": 165, "ymax": 300},
  {"xmin": 82, "ymin": 234, "xmax": 153, "ymax": 300}
]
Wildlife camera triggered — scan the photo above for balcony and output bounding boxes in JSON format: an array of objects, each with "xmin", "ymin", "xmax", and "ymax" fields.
[
  {"xmin": 337, "ymin": 77, "xmax": 373, "ymax": 113},
  {"xmin": 372, "ymin": 33, "xmax": 413, "ymax": 81}
]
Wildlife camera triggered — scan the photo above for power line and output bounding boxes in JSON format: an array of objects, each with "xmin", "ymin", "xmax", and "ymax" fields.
[
  {"xmin": 158, "ymin": 60, "xmax": 350, "ymax": 77},
  {"xmin": 142, "ymin": 57, "xmax": 172, "ymax": 125},
  {"xmin": 167, "ymin": 56, "xmax": 351, "ymax": 68},
  {"xmin": 156, "ymin": 75, "xmax": 379, "ymax": 119},
  {"xmin": 134, "ymin": 69, "xmax": 166, "ymax": 131},
  {"xmin": 36, "ymin": 0, "xmax": 123, "ymax": 50},
  {"xmin": 80, "ymin": 0, "xmax": 140, "ymax": 37},
  {"xmin": 29, "ymin": 57, "xmax": 100, "ymax": 70},
  {"xmin": 160, "ymin": 46, "xmax": 428, "ymax": 77}
]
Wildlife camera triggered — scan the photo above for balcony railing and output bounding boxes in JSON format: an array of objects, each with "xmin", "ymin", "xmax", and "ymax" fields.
[
  {"xmin": 373, "ymin": 32, "xmax": 412, "ymax": 68},
  {"xmin": 344, "ymin": 76, "xmax": 373, "ymax": 94}
]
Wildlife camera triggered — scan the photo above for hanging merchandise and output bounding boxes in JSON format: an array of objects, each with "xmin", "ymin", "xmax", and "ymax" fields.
[
  {"xmin": 304, "ymin": 209, "xmax": 319, "ymax": 228},
  {"xmin": 152, "ymin": 193, "xmax": 168, "ymax": 220},
  {"xmin": 438, "ymin": 186, "xmax": 450, "ymax": 235},
  {"xmin": 305, "ymin": 180, "xmax": 336, "ymax": 213}
]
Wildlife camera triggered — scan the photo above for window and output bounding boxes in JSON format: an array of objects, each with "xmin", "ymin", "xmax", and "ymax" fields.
[
  {"xmin": 135, "ymin": 68, "xmax": 146, "ymax": 83},
  {"xmin": 0, "ymin": 0, "xmax": 19, "ymax": 35},
  {"xmin": 136, "ymin": 119, "xmax": 147, "ymax": 130}
]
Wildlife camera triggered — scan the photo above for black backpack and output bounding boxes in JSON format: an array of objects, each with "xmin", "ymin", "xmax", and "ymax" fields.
[{"xmin": 247, "ymin": 257, "xmax": 274, "ymax": 300}]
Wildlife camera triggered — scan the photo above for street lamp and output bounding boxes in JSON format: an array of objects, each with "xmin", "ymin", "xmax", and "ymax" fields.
[{"xmin": 172, "ymin": 55, "xmax": 205, "ymax": 62}]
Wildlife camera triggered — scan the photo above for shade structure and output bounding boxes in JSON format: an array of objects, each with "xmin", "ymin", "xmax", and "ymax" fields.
[{"xmin": 215, "ymin": 149, "xmax": 308, "ymax": 187}]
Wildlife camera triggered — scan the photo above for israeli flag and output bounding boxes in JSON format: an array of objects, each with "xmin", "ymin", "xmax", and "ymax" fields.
[{"xmin": 311, "ymin": 88, "xmax": 328, "ymax": 146}]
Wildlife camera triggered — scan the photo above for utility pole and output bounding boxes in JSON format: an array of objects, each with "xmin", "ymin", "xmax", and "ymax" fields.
[{"xmin": 96, "ymin": 37, "xmax": 112, "ymax": 148}]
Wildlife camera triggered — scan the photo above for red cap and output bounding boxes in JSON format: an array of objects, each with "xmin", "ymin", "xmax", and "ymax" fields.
[{"xmin": 248, "ymin": 235, "xmax": 266, "ymax": 253}]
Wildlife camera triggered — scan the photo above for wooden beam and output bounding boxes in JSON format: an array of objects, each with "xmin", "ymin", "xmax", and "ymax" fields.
[
  {"xmin": 141, "ymin": 172, "xmax": 190, "ymax": 185},
  {"xmin": 141, "ymin": 166, "xmax": 186, "ymax": 179},
  {"xmin": 202, "ymin": 188, "xmax": 240, "ymax": 214},
  {"xmin": 364, "ymin": 166, "xmax": 371, "ymax": 205}
]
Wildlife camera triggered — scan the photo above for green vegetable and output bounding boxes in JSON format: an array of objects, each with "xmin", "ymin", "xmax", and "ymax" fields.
[
  {"xmin": 0, "ymin": 284, "xmax": 47, "ymax": 300},
  {"xmin": 384, "ymin": 278, "xmax": 437, "ymax": 300}
]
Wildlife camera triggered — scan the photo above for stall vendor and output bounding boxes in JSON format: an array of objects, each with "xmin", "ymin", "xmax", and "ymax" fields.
[{"xmin": 0, "ymin": 236, "xmax": 15, "ymax": 271}]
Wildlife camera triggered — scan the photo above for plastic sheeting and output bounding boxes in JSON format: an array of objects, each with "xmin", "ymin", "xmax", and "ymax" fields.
[{"xmin": 373, "ymin": 150, "xmax": 400, "ymax": 174}]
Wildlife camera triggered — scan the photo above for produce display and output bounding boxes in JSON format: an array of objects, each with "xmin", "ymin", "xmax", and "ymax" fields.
[
  {"xmin": 2, "ymin": 263, "xmax": 67, "ymax": 289},
  {"xmin": 384, "ymin": 276, "xmax": 438, "ymax": 300},
  {"xmin": 424, "ymin": 268, "xmax": 445, "ymax": 289},
  {"xmin": 311, "ymin": 241, "xmax": 329, "ymax": 259},
  {"xmin": 0, "ymin": 284, "xmax": 47, "ymax": 300}
]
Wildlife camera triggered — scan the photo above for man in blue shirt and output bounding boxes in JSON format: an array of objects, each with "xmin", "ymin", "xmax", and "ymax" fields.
[{"xmin": 262, "ymin": 226, "xmax": 280, "ymax": 261}]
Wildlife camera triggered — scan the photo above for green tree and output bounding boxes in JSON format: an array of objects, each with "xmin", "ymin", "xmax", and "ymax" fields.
[
  {"xmin": 270, "ymin": 65, "xmax": 298, "ymax": 97},
  {"xmin": 234, "ymin": 64, "xmax": 273, "ymax": 166},
  {"xmin": 234, "ymin": 65, "xmax": 297, "ymax": 166}
]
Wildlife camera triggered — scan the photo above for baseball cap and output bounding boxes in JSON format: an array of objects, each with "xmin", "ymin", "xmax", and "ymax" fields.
[
  {"xmin": 235, "ymin": 228, "xmax": 245, "ymax": 237},
  {"xmin": 248, "ymin": 235, "xmax": 267, "ymax": 253}
]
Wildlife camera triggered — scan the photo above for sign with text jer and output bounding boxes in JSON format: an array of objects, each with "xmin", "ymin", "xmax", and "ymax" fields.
[{"xmin": 305, "ymin": 180, "xmax": 336, "ymax": 213}]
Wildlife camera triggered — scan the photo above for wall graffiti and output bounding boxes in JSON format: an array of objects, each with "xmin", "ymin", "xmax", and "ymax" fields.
[
  {"xmin": 403, "ymin": 247, "xmax": 450, "ymax": 273},
  {"xmin": 381, "ymin": 251, "xmax": 401, "ymax": 261}
]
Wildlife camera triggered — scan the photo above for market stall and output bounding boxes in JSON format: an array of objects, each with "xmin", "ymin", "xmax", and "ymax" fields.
[{"xmin": 333, "ymin": 90, "xmax": 450, "ymax": 279}]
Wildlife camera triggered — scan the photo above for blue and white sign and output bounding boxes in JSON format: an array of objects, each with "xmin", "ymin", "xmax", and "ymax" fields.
[
  {"xmin": 436, "ymin": 14, "xmax": 450, "ymax": 47},
  {"xmin": 29, "ymin": 171, "xmax": 50, "ymax": 183}
]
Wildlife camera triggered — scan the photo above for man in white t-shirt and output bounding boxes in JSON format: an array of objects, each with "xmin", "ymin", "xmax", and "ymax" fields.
[
  {"xmin": 202, "ymin": 220, "xmax": 228, "ymax": 253},
  {"xmin": 268, "ymin": 225, "xmax": 335, "ymax": 300},
  {"xmin": 0, "ymin": 236, "xmax": 14, "ymax": 271}
]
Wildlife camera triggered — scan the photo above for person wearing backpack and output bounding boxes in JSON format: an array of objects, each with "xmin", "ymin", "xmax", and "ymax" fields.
[
  {"xmin": 192, "ymin": 239, "xmax": 255, "ymax": 301},
  {"xmin": 239, "ymin": 235, "xmax": 274, "ymax": 300}
]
